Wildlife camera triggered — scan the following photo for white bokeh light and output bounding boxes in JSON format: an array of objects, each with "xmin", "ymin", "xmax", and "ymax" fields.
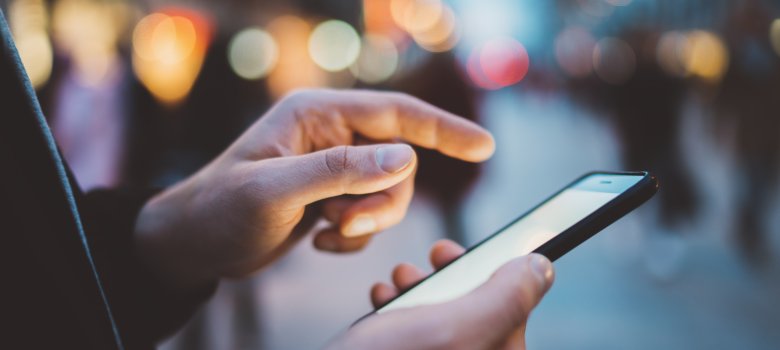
[
  {"xmin": 308, "ymin": 20, "xmax": 361, "ymax": 72},
  {"xmin": 228, "ymin": 27, "xmax": 279, "ymax": 80},
  {"xmin": 350, "ymin": 34, "xmax": 399, "ymax": 84}
]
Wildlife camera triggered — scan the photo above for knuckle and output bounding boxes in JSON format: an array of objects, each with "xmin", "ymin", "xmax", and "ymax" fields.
[{"xmin": 325, "ymin": 145, "xmax": 351, "ymax": 175}]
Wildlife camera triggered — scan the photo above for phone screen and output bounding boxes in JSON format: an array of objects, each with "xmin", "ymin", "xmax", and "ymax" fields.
[{"xmin": 376, "ymin": 173, "xmax": 644, "ymax": 314}]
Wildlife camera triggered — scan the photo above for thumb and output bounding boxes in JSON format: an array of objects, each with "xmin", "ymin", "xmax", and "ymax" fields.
[
  {"xmin": 258, "ymin": 143, "xmax": 416, "ymax": 207},
  {"xmin": 447, "ymin": 254, "xmax": 554, "ymax": 347}
]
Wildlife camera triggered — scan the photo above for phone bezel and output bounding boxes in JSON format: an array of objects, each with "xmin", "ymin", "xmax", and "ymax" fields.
[{"xmin": 363, "ymin": 171, "xmax": 658, "ymax": 320}]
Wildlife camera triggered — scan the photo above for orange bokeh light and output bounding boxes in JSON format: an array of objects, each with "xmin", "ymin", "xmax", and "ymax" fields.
[
  {"xmin": 266, "ymin": 15, "xmax": 327, "ymax": 100},
  {"xmin": 132, "ymin": 8, "xmax": 213, "ymax": 105}
]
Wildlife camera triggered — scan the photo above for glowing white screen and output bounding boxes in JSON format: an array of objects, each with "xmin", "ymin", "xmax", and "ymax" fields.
[{"xmin": 377, "ymin": 187, "xmax": 622, "ymax": 313}]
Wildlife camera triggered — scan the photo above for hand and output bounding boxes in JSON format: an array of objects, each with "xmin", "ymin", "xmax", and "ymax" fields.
[
  {"xmin": 326, "ymin": 240, "xmax": 555, "ymax": 350},
  {"xmin": 133, "ymin": 90, "xmax": 495, "ymax": 290}
]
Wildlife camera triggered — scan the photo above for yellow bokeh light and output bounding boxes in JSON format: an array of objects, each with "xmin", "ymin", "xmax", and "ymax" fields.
[
  {"xmin": 363, "ymin": 0, "xmax": 406, "ymax": 44},
  {"xmin": 683, "ymin": 30, "xmax": 728, "ymax": 83},
  {"xmin": 411, "ymin": 5, "xmax": 458, "ymax": 52},
  {"xmin": 8, "ymin": 0, "xmax": 53, "ymax": 89},
  {"xmin": 391, "ymin": 0, "xmax": 443, "ymax": 34},
  {"xmin": 228, "ymin": 27, "xmax": 279, "ymax": 80},
  {"xmin": 308, "ymin": 20, "xmax": 361, "ymax": 72},
  {"xmin": 132, "ymin": 10, "xmax": 211, "ymax": 105},
  {"xmin": 350, "ymin": 34, "xmax": 399, "ymax": 84},
  {"xmin": 52, "ymin": 0, "xmax": 130, "ymax": 86},
  {"xmin": 769, "ymin": 19, "xmax": 780, "ymax": 58},
  {"xmin": 14, "ymin": 31, "xmax": 53, "ymax": 88}
]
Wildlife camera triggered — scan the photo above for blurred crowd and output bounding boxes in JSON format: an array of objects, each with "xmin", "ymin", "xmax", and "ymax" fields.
[{"xmin": 3, "ymin": 0, "xmax": 780, "ymax": 348}]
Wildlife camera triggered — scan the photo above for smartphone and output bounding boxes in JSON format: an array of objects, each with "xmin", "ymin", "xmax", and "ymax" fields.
[{"xmin": 370, "ymin": 171, "xmax": 658, "ymax": 316}]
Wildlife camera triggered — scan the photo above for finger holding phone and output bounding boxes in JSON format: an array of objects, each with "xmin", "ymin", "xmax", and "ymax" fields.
[{"xmin": 327, "ymin": 241, "xmax": 555, "ymax": 350}]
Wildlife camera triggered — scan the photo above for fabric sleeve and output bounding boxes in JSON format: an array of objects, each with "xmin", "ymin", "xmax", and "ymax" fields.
[{"xmin": 79, "ymin": 188, "xmax": 217, "ymax": 349}]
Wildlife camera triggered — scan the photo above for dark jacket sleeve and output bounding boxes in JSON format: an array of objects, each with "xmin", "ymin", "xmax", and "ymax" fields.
[{"xmin": 78, "ymin": 188, "xmax": 217, "ymax": 349}]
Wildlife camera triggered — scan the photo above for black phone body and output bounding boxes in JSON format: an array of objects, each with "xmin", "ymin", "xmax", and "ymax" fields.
[{"xmin": 365, "ymin": 171, "xmax": 658, "ymax": 318}]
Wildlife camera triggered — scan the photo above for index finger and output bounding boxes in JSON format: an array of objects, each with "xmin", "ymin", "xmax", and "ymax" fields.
[{"xmin": 322, "ymin": 90, "xmax": 495, "ymax": 162}]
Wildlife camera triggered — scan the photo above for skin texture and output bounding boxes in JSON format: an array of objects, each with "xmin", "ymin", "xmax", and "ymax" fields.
[{"xmin": 133, "ymin": 89, "xmax": 554, "ymax": 348}]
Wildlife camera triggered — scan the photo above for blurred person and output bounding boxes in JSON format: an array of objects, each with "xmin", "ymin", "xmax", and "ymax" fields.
[
  {"xmin": 573, "ymin": 29, "xmax": 699, "ymax": 228},
  {"xmin": 716, "ymin": 0, "xmax": 780, "ymax": 264},
  {"xmin": 2, "ymin": 11, "xmax": 555, "ymax": 350}
]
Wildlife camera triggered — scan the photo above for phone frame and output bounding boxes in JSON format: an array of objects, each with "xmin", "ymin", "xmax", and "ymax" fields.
[{"xmin": 362, "ymin": 171, "xmax": 658, "ymax": 321}]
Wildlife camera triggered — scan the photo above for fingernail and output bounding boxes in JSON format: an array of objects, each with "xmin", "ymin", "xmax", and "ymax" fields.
[
  {"xmin": 530, "ymin": 254, "xmax": 553, "ymax": 289},
  {"xmin": 345, "ymin": 215, "xmax": 377, "ymax": 237},
  {"xmin": 376, "ymin": 144, "xmax": 413, "ymax": 173}
]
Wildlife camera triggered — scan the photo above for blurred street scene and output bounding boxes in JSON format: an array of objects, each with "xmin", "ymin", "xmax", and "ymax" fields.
[{"xmin": 3, "ymin": 0, "xmax": 780, "ymax": 348}]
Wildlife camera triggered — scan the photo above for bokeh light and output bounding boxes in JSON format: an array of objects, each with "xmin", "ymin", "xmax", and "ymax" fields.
[
  {"xmin": 267, "ymin": 15, "xmax": 326, "ymax": 100},
  {"xmin": 593, "ymin": 37, "xmax": 636, "ymax": 85},
  {"xmin": 683, "ymin": 30, "xmax": 728, "ymax": 83},
  {"xmin": 391, "ymin": 0, "xmax": 443, "ymax": 34},
  {"xmin": 467, "ymin": 47, "xmax": 501, "ymax": 90},
  {"xmin": 480, "ymin": 37, "xmax": 529, "ymax": 87},
  {"xmin": 350, "ymin": 34, "xmax": 399, "ymax": 84},
  {"xmin": 772, "ymin": 19, "xmax": 780, "ymax": 58},
  {"xmin": 363, "ymin": 0, "xmax": 407, "ymax": 45},
  {"xmin": 52, "ymin": 0, "xmax": 130, "ymax": 86},
  {"xmin": 132, "ymin": 9, "xmax": 212, "ymax": 105},
  {"xmin": 656, "ymin": 31, "xmax": 688, "ymax": 78},
  {"xmin": 467, "ymin": 37, "xmax": 529, "ymax": 90},
  {"xmin": 577, "ymin": 0, "xmax": 615, "ymax": 18},
  {"xmin": 8, "ymin": 0, "xmax": 53, "ymax": 89},
  {"xmin": 389, "ymin": 0, "xmax": 459, "ymax": 53},
  {"xmin": 555, "ymin": 27, "xmax": 596, "ymax": 78},
  {"xmin": 308, "ymin": 20, "xmax": 361, "ymax": 72},
  {"xmin": 228, "ymin": 27, "xmax": 279, "ymax": 80},
  {"xmin": 411, "ymin": 5, "xmax": 459, "ymax": 52}
]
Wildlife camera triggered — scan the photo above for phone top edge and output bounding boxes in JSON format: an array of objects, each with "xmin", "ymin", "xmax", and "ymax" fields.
[
  {"xmin": 534, "ymin": 171, "xmax": 657, "ymax": 262},
  {"xmin": 572, "ymin": 173, "xmax": 645, "ymax": 193}
]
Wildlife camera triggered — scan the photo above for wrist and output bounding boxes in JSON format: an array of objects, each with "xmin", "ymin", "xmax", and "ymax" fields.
[{"xmin": 134, "ymin": 180, "xmax": 218, "ymax": 292}]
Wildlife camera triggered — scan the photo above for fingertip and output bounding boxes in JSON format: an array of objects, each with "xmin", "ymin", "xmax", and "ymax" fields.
[
  {"xmin": 391, "ymin": 263, "xmax": 425, "ymax": 290},
  {"xmin": 527, "ymin": 253, "xmax": 554, "ymax": 293},
  {"xmin": 338, "ymin": 178, "xmax": 414, "ymax": 238},
  {"xmin": 496, "ymin": 255, "xmax": 554, "ymax": 298},
  {"xmin": 341, "ymin": 215, "xmax": 379, "ymax": 238},
  {"xmin": 313, "ymin": 228, "xmax": 373, "ymax": 253},
  {"xmin": 375, "ymin": 144, "xmax": 415, "ymax": 174},
  {"xmin": 370, "ymin": 283, "xmax": 397, "ymax": 309},
  {"xmin": 429, "ymin": 239, "xmax": 466, "ymax": 269},
  {"xmin": 466, "ymin": 129, "xmax": 496, "ymax": 162}
]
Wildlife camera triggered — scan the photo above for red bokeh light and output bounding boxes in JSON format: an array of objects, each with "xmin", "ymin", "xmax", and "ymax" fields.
[{"xmin": 467, "ymin": 37, "xmax": 529, "ymax": 90}]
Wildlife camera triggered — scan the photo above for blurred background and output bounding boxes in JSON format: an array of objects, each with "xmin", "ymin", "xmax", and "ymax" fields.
[{"xmin": 3, "ymin": 0, "xmax": 780, "ymax": 348}]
